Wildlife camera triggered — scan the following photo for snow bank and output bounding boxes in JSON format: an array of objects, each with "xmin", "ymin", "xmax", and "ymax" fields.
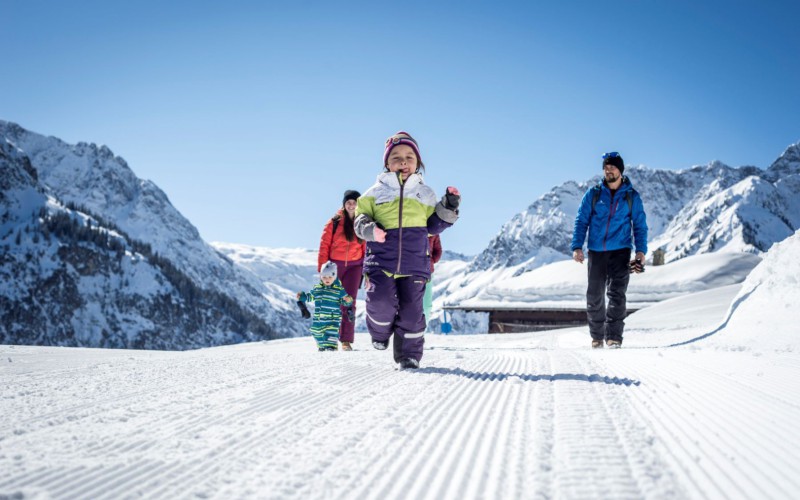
[
  {"xmin": 714, "ymin": 229, "xmax": 800, "ymax": 351},
  {"xmin": 452, "ymin": 251, "xmax": 761, "ymax": 310}
]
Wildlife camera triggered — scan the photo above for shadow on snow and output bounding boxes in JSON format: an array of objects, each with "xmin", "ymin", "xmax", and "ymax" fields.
[{"xmin": 417, "ymin": 367, "xmax": 640, "ymax": 386}]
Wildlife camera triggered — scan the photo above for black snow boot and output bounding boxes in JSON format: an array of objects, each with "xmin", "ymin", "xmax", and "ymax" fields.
[{"xmin": 398, "ymin": 358, "xmax": 419, "ymax": 370}]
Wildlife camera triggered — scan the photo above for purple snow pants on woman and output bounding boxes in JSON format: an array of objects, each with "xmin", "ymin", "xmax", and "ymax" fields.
[
  {"xmin": 332, "ymin": 258, "xmax": 363, "ymax": 343},
  {"xmin": 365, "ymin": 271, "xmax": 427, "ymax": 362}
]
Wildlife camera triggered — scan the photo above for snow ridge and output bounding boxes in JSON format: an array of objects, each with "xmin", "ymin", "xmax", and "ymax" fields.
[
  {"xmin": 438, "ymin": 143, "xmax": 800, "ymax": 319},
  {"xmin": 472, "ymin": 149, "xmax": 798, "ymax": 273},
  {"xmin": 1, "ymin": 121, "xmax": 304, "ymax": 349}
]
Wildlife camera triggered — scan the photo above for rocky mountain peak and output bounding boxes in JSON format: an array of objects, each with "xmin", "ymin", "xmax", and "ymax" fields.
[{"xmin": 1, "ymin": 121, "xmax": 305, "ymax": 349}]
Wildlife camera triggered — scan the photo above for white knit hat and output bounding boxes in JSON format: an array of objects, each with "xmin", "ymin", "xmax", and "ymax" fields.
[{"xmin": 320, "ymin": 261, "xmax": 337, "ymax": 279}]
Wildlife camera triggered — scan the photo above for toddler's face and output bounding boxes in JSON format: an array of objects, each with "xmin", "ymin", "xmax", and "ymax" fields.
[{"xmin": 321, "ymin": 276, "xmax": 335, "ymax": 286}]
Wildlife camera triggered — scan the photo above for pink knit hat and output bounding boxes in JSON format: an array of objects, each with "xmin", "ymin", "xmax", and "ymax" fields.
[{"xmin": 383, "ymin": 131, "xmax": 422, "ymax": 167}]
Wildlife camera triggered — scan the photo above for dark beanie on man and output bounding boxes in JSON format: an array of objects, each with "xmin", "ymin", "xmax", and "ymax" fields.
[
  {"xmin": 603, "ymin": 154, "xmax": 625, "ymax": 174},
  {"xmin": 342, "ymin": 189, "xmax": 360, "ymax": 206}
]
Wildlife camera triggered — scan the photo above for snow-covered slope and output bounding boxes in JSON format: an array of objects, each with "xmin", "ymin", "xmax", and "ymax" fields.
[
  {"xmin": 1, "ymin": 121, "xmax": 304, "ymax": 348},
  {"xmin": 0, "ymin": 140, "xmax": 291, "ymax": 349},
  {"xmin": 439, "ymin": 142, "xmax": 800, "ymax": 319},
  {"xmin": 1, "ymin": 232, "xmax": 798, "ymax": 498},
  {"xmin": 701, "ymin": 228, "xmax": 800, "ymax": 352},
  {"xmin": 211, "ymin": 242, "xmax": 319, "ymax": 300},
  {"xmin": 456, "ymin": 251, "xmax": 761, "ymax": 310},
  {"xmin": 473, "ymin": 153, "xmax": 797, "ymax": 273},
  {"xmin": 211, "ymin": 242, "xmax": 476, "ymax": 334}
]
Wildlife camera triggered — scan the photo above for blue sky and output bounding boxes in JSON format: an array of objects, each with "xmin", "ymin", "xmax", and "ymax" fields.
[{"xmin": 3, "ymin": 0, "xmax": 799, "ymax": 255}]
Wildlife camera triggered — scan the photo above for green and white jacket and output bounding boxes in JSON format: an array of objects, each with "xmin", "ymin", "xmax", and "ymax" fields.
[{"xmin": 355, "ymin": 172, "xmax": 457, "ymax": 278}]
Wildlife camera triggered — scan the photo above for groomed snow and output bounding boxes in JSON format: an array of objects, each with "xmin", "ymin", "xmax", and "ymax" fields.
[{"xmin": 2, "ymin": 232, "xmax": 799, "ymax": 499}]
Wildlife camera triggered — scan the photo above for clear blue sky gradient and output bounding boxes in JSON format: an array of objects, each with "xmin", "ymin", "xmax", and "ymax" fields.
[{"xmin": 3, "ymin": 0, "xmax": 799, "ymax": 255}]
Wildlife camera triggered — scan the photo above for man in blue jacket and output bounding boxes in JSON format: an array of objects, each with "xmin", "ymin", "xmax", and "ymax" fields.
[{"xmin": 571, "ymin": 152, "xmax": 648, "ymax": 348}]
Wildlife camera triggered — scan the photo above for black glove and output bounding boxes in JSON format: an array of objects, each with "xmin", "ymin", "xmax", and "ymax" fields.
[
  {"xmin": 346, "ymin": 306, "xmax": 355, "ymax": 322},
  {"xmin": 629, "ymin": 258, "xmax": 645, "ymax": 274},
  {"xmin": 297, "ymin": 301, "xmax": 311, "ymax": 319},
  {"xmin": 442, "ymin": 186, "xmax": 460, "ymax": 211}
]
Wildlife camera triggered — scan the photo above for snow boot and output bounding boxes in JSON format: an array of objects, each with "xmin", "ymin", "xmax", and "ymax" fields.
[
  {"xmin": 341, "ymin": 341, "xmax": 353, "ymax": 351},
  {"xmin": 372, "ymin": 339, "xmax": 389, "ymax": 350},
  {"xmin": 591, "ymin": 339, "xmax": 604, "ymax": 349},
  {"xmin": 398, "ymin": 358, "xmax": 419, "ymax": 370},
  {"xmin": 606, "ymin": 339, "xmax": 622, "ymax": 349}
]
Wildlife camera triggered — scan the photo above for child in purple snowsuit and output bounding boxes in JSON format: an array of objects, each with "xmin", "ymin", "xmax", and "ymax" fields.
[{"xmin": 354, "ymin": 131, "xmax": 460, "ymax": 369}]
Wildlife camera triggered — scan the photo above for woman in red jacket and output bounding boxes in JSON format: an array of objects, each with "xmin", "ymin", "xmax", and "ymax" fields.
[{"xmin": 318, "ymin": 190, "xmax": 366, "ymax": 351}]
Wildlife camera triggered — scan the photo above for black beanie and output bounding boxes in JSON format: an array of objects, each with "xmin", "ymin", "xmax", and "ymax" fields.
[
  {"xmin": 603, "ymin": 154, "xmax": 625, "ymax": 174},
  {"xmin": 342, "ymin": 189, "xmax": 360, "ymax": 206}
]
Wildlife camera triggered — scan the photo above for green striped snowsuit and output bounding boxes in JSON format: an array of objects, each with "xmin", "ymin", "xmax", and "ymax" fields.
[{"xmin": 298, "ymin": 280, "xmax": 353, "ymax": 350}]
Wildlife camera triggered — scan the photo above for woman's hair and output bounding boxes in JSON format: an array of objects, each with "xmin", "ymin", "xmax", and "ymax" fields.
[{"xmin": 333, "ymin": 210, "xmax": 360, "ymax": 242}]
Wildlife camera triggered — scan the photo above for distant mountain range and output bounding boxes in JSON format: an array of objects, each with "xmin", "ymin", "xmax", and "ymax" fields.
[
  {"xmin": 1, "ymin": 120, "xmax": 303, "ymax": 349},
  {"xmin": 440, "ymin": 141, "xmax": 800, "ymax": 316},
  {"xmin": 2, "ymin": 119, "xmax": 798, "ymax": 345},
  {"xmin": 473, "ymin": 146, "xmax": 800, "ymax": 271}
]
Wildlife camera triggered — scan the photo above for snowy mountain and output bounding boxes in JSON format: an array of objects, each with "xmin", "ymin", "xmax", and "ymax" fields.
[
  {"xmin": 211, "ymin": 242, "xmax": 321, "ymax": 305},
  {"xmin": 3, "ymin": 118, "xmax": 797, "ymax": 345},
  {"xmin": 1, "ymin": 121, "xmax": 304, "ymax": 349},
  {"xmin": 473, "ymin": 155, "xmax": 797, "ymax": 271},
  {"xmin": 442, "ymin": 143, "xmax": 800, "ymax": 315}
]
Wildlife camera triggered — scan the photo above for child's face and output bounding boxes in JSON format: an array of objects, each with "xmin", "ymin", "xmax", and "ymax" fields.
[
  {"xmin": 321, "ymin": 276, "xmax": 335, "ymax": 286},
  {"xmin": 386, "ymin": 144, "xmax": 418, "ymax": 181}
]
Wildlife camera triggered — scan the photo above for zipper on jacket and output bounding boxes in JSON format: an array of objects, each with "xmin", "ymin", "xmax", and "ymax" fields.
[
  {"xmin": 344, "ymin": 222, "xmax": 349, "ymax": 268},
  {"xmin": 343, "ymin": 215, "xmax": 351, "ymax": 267},
  {"xmin": 396, "ymin": 173, "xmax": 404, "ymax": 274},
  {"xmin": 603, "ymin": 191, "xmax": 617, "ymax": 251}
]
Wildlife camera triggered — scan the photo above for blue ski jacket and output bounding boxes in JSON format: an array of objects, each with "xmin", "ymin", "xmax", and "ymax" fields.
[{"xmin": 571, "ymin": 177, "xmax": 648, "ymax": 255}]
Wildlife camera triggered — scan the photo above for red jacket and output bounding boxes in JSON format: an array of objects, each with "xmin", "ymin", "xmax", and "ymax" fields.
[
  {"xmin": 429, "ymin": 234, "xmax": 442, "ymax": 273},
  {"xmin": 318, "ymin": 210, "xmax": 366, "ymax": 271}
]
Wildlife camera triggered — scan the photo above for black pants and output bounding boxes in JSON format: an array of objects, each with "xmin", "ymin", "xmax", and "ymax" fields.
[{"xmin": 586, "ymin": 248, "xmax": 631, "ymax": 341}]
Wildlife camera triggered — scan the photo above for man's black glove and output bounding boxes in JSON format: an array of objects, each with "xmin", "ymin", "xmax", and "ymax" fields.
[
  {"xmin": 346, "ymin": 306, "xmax": 355, "ymax": 322},
  {"xmin": 629, "ymin": 258, "xmax": 645, "ymax": 274},
  {"xmin": 297, "ymin": 301, "xmax": 311, "ymax": 319},
  {"xmin": 442, "ymin": 186, "xmax": 460, "ymax": 211}
]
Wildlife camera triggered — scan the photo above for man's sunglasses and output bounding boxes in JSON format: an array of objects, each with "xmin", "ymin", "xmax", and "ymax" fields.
[{"xmin": 602, "ymin": 152, "xmax": 620, "ymax": 159}]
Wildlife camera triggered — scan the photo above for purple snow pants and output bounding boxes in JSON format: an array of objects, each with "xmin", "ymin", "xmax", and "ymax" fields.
[
  {"xmin": 365, "ymin": 271, "xmax": 427, "ymax": 362},
  {"xmin": 332, "ymin": 258, "xmax": 363, "ymax": 343}
]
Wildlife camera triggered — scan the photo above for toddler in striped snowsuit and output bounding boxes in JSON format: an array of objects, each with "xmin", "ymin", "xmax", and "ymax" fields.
[{"xmin": 297, "ymin": 261, "xmax": 354, "ymax": 351}]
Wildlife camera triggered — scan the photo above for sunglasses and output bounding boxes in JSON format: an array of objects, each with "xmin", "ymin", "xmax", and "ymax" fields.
[{"xmin": 602, "ymin": 152, "xmax": 620, "ymax": 159}]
